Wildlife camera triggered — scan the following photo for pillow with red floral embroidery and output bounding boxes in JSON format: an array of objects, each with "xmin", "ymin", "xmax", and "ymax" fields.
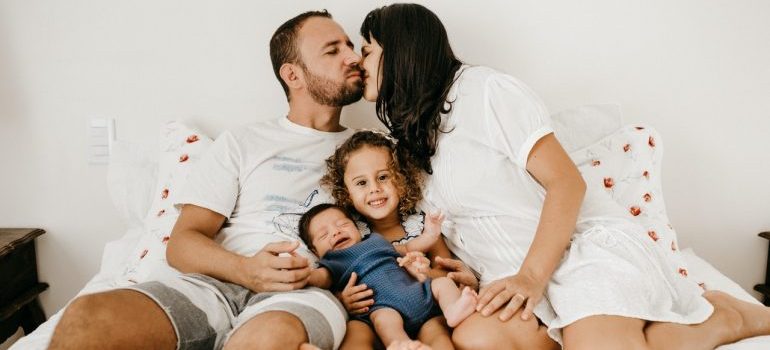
[
  {"xmin": 569, "ymin": 124, "xmax": 700, "ymax": 286},
  {"xmin": 118, "ymin": 121, "xmax": 213, "ymax": 284}
]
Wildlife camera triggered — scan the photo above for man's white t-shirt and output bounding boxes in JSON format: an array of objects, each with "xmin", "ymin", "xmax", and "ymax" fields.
[{"xmin": 175, "ymin": 117, "xmax": 353, "ymax": 259}]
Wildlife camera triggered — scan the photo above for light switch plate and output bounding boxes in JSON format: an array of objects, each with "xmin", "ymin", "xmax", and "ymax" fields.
[{"xmin": 89, "ymin": 118, "xmax": 115, "ymax": 164}]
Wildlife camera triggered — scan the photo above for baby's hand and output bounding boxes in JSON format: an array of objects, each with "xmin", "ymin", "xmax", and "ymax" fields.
[
  {"xmin": 423, "ymin": 211, "xmax": 445, "ymax": 238},
  {"xmin": 397, "ymin": 252, "xmax": 430, "ymax": 282}
]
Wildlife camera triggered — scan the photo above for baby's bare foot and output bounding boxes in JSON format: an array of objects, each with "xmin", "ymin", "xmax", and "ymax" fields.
[{"xmin": 445, "ymin": 287, "xmax": 478, "ymax": 328}]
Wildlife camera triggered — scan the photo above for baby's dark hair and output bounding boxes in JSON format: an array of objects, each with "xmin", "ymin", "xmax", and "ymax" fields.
[
  {"xmin": 298, "ymin": 203, "xmax": 353, "ymax": 252},
  {"xmin": 320, "ymin": 130, "xmax": 423, "ymax": 219}
]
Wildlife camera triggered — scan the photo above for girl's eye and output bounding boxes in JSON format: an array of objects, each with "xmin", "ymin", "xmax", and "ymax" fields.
[
  {"xmin": 378, "ymin": 174, "xmax": 390, "ymax": 181},
  {"xmin": 356, "ymin": 180, "xmax": 366, "ymax": 186}
]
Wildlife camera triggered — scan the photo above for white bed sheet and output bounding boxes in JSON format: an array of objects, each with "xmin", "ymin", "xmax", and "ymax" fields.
[{"xmin": 9, "ymin": 235, "xmax": 770, "ymax": 349}]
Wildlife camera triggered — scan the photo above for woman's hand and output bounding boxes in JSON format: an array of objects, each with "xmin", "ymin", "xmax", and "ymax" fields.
[
  {"xmin": 336, "ymin": 272, "xmax": 374, "ymax": 315},
  {"xmin": 476, "ymin": 272, "xmax": 547, "ymax": 322},
  {"xmin": 433, "ymin": 256, "xmax": 479, "ymax": 291}
]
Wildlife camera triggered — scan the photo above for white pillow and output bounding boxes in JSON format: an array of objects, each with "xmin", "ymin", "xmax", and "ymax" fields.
[
  {"xmin": 107, "ymin": 140, "xmax": 158, "ymax": 229},
  {"xmin": 118, "ymin": 121, "xmax": 214, "ymax": 284},
  {"xmin": 551, "ymin": 104, "xmax": 623, "ymax": 152}
]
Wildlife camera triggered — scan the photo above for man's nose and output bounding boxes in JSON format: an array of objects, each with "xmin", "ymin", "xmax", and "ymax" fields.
[{"xmin": 343, "ymin": 48, "xmax": 361, "ymax": 66}]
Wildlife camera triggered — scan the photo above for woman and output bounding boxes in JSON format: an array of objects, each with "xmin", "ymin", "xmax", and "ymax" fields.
[{"xmin": 356, "ymin": 3, "xmax": 770, "ymax": 349}]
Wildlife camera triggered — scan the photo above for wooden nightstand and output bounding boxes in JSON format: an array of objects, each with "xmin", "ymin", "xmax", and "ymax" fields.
[
  {"xmin": 755, "ymin": 231, "xmax": 770, "ymax": 306},
  {"xmin": 0, "ymin": 228, "xmax": 49, "ymax": 343}
]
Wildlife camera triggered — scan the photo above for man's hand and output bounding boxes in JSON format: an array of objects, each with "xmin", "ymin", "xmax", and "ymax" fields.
[
  {"xmin": 398, "ymin": 251, "xmax": 430, "ymax": 282},
  {"xmin": 237, "ymin": 240, "xmax": 311, "ymax": 293},
  {"xmin": 336, "ymin": 272, "xmax": 374, "ymax": 315}
]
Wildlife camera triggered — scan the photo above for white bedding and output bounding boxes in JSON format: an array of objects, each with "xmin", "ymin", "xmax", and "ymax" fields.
[{"xmin": 9, "ymin": 230, "xmax": 770, "ymax": 349}]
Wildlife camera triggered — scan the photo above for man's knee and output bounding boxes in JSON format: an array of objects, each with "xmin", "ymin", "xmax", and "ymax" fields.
[{"xmin": 225, "ymin": 311, "xmax": 307, "ymax": 350}]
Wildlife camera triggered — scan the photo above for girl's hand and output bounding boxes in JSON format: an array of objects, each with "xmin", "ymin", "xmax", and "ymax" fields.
[
  {"xmin": 423, "ymin": 210, "xmax": 445, "ymax": 238},
  {"xmin": 476, "ymin": 272, "xmax": 547, "ymax": 322},
  {"xmin": 433, "ymin": 256, "xmax": 479, "ymax": 291},
  {"xmin": 398, "ymin": 251, "xmax": 430, "ymax": 282},
  {"xmin": 336, "ymin": 272, "xmax": 374, "ymax": 315}
]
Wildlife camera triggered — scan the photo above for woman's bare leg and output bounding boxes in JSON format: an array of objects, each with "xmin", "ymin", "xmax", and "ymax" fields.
[
  {"xmin": 417, "ymin": 316, "xmax": 453, "ymax": 350},
  {"xmin": 563, "ymin": 291, "xmax": 770, "ymax": 350},
  {"xmin": 645, "ymin": 290, "xmax": 770, "ymax": 350},
  {"xmin": 452, "ymin": 307, "xmax": 558, "ymax": 350}
]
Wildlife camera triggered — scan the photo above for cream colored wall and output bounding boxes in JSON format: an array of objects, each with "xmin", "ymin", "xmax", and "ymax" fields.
[{"xmin": 0, "ymin": 0, "xmax": 768, "ymax": 321}]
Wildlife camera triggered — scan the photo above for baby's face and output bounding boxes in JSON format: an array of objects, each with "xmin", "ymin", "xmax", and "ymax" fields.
[{"xmin": 309, "ymin": 207, "xmax": 362, "ymax": 257}]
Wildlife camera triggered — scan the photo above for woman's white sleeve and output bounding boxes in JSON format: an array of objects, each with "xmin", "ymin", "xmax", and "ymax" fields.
[{"xmin": 483, "ymin": 74, "xmax": 553, "ymax": 169}]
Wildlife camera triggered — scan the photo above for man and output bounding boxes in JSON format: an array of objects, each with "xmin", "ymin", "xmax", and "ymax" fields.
[{"xmin": 49, "ymin": 10, "xmax": 363, "ymax": 350}]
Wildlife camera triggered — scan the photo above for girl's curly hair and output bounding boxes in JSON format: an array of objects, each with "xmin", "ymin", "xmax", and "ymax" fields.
[{"xmin": 321, "ymin": 130, "xmax": 423, "ymax": 219}]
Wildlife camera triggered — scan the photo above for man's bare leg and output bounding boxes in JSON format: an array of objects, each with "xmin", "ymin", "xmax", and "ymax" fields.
[
  {"xmin": 452, "ymin": 307, "xmax": 558, "ymax": 350},
  {"xmin": 49, "ymin": 290, "xmax": 176, "ymax": 350},
  {"xmin": 224, "ymin": 311, "xmax": 307, "ymax": 350}
]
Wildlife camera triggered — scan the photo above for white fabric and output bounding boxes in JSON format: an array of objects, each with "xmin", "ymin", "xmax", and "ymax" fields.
[
  {"xmin": 106, "ymin": 139, "xmax": 158, "ymax": 229},
  {"xmin": 173, "ymin": 117, "xmax": 353, "ymax": 261},
  {"xmin": 421, "ymin": 66, "xmax": 712, "ymax": 344},
  {"xmin": 551, "ymin": 104, "xmax": 623, "ymax": 153}
]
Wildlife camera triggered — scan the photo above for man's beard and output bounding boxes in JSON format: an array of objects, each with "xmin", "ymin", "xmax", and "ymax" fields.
[{"xmin": 302, "ymin": 64, "xmax": 363, "ymax": 107}]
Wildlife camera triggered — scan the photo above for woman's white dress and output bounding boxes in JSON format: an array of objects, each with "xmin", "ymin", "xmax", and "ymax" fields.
[{"xmin": 421, "ymin": 65, "xmax": 713, "ymax": 343}]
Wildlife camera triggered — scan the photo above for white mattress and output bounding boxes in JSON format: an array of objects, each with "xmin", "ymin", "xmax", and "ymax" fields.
[{"xmin": 9, "ymin": 232, "xmax": 770, "ymax": 349}]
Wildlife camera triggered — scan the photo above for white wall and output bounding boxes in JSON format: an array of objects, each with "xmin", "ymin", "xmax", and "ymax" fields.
[{"xmin": 1, "ymin": 0, "xmax": 768, "ymax": 320}]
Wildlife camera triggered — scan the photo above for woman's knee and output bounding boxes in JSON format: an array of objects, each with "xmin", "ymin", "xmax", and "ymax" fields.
[{"xmin": 452, "ymin": 312, "xmax": 556, "ymax": 350}]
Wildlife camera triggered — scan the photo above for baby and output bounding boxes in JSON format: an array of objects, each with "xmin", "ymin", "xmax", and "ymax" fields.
[{"xmin": 299, "ymin": 203, "xmax": 477, "ymax": 348}]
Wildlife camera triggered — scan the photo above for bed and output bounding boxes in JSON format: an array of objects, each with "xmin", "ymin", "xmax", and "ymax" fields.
[{"xmin": 9, "ymin": 106, "xmax": 770, "ymax": 349}]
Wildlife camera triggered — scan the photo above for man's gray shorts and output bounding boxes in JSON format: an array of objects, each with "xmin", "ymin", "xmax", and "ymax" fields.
[{"xmin": 125, "ymin": 273, "xmax": 347, "ymax": 350}]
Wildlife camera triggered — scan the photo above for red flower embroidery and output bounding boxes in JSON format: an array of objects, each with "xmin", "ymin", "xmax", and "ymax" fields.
[
  {"xmin": 162, "ymin": 236, "xmax": 170, "ymax": 244},
  {"xmin": 603, "ymin": 177, "xmax": 614, "ymax": 189},
  {"xmin": 671, "ymin": 241, "xmax": 678, "ymax": 251},
  {"xmin": 678, "ymin": 268, "xmax": 688, "ymax": 277},
  {"xmin": 179, "ymin": 154, "xmax": 189, "ymax": 162},
  {"xmin": 643, "ymin": 193, "xmax": 652, "ymax": 202},
  {"xmin": 629, "ymin": 206, "xmax": 641, "ymax": 216},
  {"xmin": 161, "ymin": 188, "xmax": 169, "ymax": 199},
  {"xmin": 186, "ymin": 135, "xmax": 199, "ymax": 143},
  {"xmin": 592, "ymin": 160, "xmax": 601, "ymax": 167},
  {"xmin": 140, "ymin": 249, "xmax": 148, "ymax": 259},
  {"xmin": 623, "ymin": 144, "xmax": 631, "ymax": 152},
  {"xmin": 643, "ymin": 170, "xmax": 650, "ymax": 179},
  {"xmin": 157, "ymin": 209, "xmax": 165, "ymax": 217},
  {"xmin": 648, "ymin": 136, "xmax": 656, "ymax": 147},
  {"xmin": 648, "ymin": 230, "xmax": 659, "ymax": 241}
]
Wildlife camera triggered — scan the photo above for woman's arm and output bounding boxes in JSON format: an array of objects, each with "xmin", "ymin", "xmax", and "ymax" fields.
[{"xmin": 477, "ymin": 133, "xmax": 585, "ymax": 321}]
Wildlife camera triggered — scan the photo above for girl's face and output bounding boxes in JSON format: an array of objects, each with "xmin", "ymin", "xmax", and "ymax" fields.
[
  {"xmin": 360, "ymin": 37, "xmax": 383, "ymax": 102},
  {"xmin": 343, "ymin": 146, "xmax": 400, "ymax": 222}
]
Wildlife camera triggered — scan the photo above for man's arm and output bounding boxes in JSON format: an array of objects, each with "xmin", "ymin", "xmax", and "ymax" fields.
[{"xmin": 167, "ymin": 204, "xmax": 312, "ymax": 292}]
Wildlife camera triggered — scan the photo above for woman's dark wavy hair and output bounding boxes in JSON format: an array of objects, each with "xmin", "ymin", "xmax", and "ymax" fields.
[{"xmin": 360, "ymin": 3, "xmax": 463, "ymax": 174}]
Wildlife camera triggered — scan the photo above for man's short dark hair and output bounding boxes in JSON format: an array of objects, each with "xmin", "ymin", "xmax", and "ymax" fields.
[
  {"xmin": 298, "ymin": 203, "xmax": 351, "ymax": 252},
  {"xmin": 270, "ymin": 10, "xmax": 333, "ymax": 101}
]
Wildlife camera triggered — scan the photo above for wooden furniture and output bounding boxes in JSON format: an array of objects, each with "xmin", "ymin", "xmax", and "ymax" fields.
[
  {"xmin": 0, "ymin": 228, "xmax": 48, "ymax": 343},
  {"xmin": 755, "ymin": 231, "xmax": 770, "ymax": 306}
]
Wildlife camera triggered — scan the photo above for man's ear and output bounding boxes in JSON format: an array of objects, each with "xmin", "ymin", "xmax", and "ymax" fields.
[{"xmin": 279, "ymin": 63, "xmax": 303, "ymax": 90}]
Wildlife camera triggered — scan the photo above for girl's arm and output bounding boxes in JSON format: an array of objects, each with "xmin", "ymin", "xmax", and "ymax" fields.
[
  {"xmin": 477, "ymin": 134, "xmax": 585, "ymax": 321},
  {"xmin": 307, "ymin": 267, "xmax": 333, "ymax": 289}
]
